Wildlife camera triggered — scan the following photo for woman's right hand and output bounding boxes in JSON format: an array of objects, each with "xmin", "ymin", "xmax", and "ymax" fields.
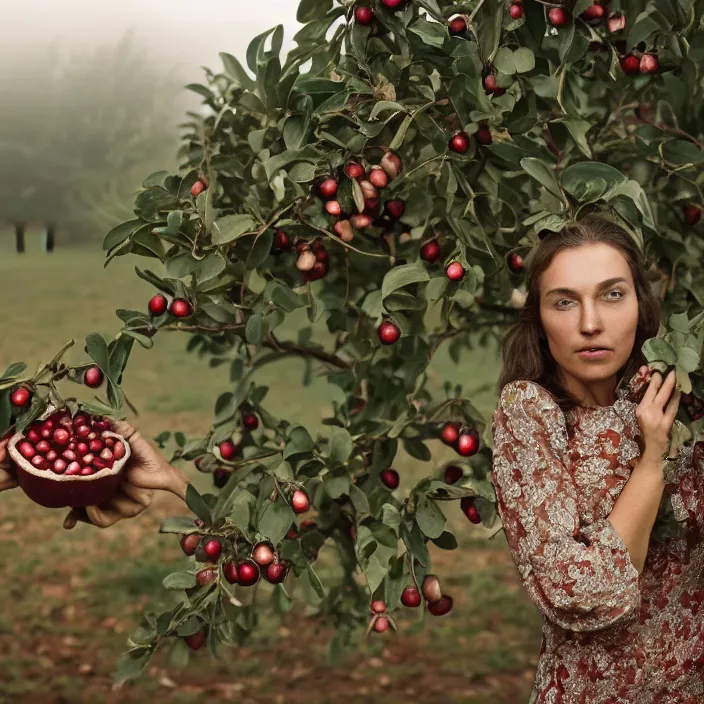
[
  {"xmin": 635, "ymin": 369, "xmax": 681, "ymax": 464},
  {"xmin": 0, "ymin": 438, "xmax": 18, "ymax": 492}
]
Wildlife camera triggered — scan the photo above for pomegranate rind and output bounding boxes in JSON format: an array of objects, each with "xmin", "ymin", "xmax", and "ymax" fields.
[{"xmin": 8, "ymin": 406, "xmax": 131, "ymax": 508}]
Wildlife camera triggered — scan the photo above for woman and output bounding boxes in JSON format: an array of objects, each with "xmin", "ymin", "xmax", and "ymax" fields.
[
  {"xmin": 0, "ymin": 420, "xmax": 189, "ymax": 529},
  {"xmin": 491, "ymin": 216, "xmax": 704, "ymax": 702}
]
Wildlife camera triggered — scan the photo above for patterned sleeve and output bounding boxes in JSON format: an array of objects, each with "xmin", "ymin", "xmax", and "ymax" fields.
[
  {"xmin": 491, "ymin": 380, "xmax": 641, "ymax": 632},
  {"xmin": 665, "ymin": 441, "xmax": 704, "ymax": 530}
]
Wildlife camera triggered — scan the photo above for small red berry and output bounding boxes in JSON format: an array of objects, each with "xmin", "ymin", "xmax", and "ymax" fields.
[
  {"xmin": 273, "ymin": 229, "xmax": 292, "ymax": 252},
  {"xmin": 378, "ymin": 320, "xmax": 401, "ymax": 345},
  {"xmin": 180, "ymin": 533, "xmax": 201, "ymax": 556},
  {"xmin": 401, "ymin": 585, "xmax": 422, "ymax": 608},
  {"xmin": 446, "ymin": 262, "xmax": 465, "ymax": 281},
  {"xmin": 508, "ymin": 252, "xmax": 524, "ymax": 273},
  {"xmin": 243, "ymin": 413, "xmax": 259, "ymax": 431},
  {"xmin": 264, "ymin": 560, "xmax": 288, "ymax": 584},
  {"xmin": 10, "ymin": 386, "xmax": 32, "ymax": 408},
  {"xmin": 476, "ymin": 127, "xmax": 492, "ymax": 145},
  {"xmin": 190, "ymin": 179, "xmax": 207, "ymax": 198},
  {"xmin": 371, "ymin": 599, "xmax": 387, "ymax": 614},
  {"xmin": 374, "ymin": 616, "xmax": 390, "ymax": 632},
  {"xmin": 381, "ymin": 0, "xmax": 406, "ymax": 8},
  {"xmin": 219, "ymin": 440, "xmax": 238, "ymax": 461},
  {"xmin": 428, "ymin": 594, "xmax": 453, "ymax": 616},
  {"xmin": 252, "ymin": 542, "xmax": 275, "ymax": 567},
  {"xmin": 223, "ymin": 561, "xmax": 239, "ymax": 584},
  {"xmin": 369, "ymin": 166, "xmax": 389, "ymax": 189},
  {"xmin": 440, "ymin": 422, "xmax": 460, "ymax": 446},
  {"xmin": 203, "ymin": 539, "xmax": 222, "ymax": 562},
  {"xmin": 449, "ymin": 16, "xmax": 467, "ymax": 35},
  {"xmin": 620, "ymin": 54, "xmax": 640, "ymax": 74},
  {"xmin": 461, "ymin": 496, "xmax": 482, "ymax": 524},
  {"xmin": 420, "ymin": 240, "xmax": 441, "ymax": 264},
  {"xmin": 380, "ymin": 468, "xmax": 400, "ymax": 490},
  {"xmin": 457, "ymin": 430, "xmax": 479, "ymax": 457},
  {"xmin": 449, "ymin": 131, "xmax": 470, "ymax": 154},
  {"xmin": 684, "ymin": 205, "xmax": 701, "ymax": 226},
  {"xmin": 291, "ymin": 489, "xmax": 310, "ymax": 514},
  {"xmin": 148, "ymin": 293, "xmax": 168, "ymax": 316},
  {"xmin": 325, "ymin": 200, "xmax": 342, "ymax": 216},
  {"xmin": 196, "ymin": 568, "xmax": 217, "ymax": 586},
  {"xmin": 639, "ymin": 53, "xmax": 659, "ymax": 74},
  {"xmin": 345, "ymin": 161, "xmax": 365, "ymax": 179},
  {"xmin": 483, "ymin": 74, "xmax": 498, "ymax": 93},
  {"xmin": 84, "ymin": 366, "xmax": 104, "ymax": 388},
  {"xmin": 444, "ymin": 465, "xmax": 463, "ymax": 485},
  {"xmin": 184, "ymin": 631, "xmax": 206, "ymax": 650},
  {"xmin": 170, "ymin": 298, "xmax": 193, "ymax": 318},
  {"xmin": 385, "ymin": 200, "xmax": 405, "ymax": 219},
  {"xmin": 318, "ymin": 178, "xmax": 338, "ymax": 199},
  {"xmin": 582, "ymin": 3, "xmax": 604, "ymax": 20},
  {"xmin": 509, "ymin": 3, "xmax": 524, "ymax": 19},
  {"xmin": 237, "ymin": 559, "xmax": 260, "ymax": 587},
  {"xmin": 547, "ymin": 7, "xmax": 569, "ymax": 26},
  {"xmin": 354, "ymin": 5, "xmax": 374, "ymax": 25}
]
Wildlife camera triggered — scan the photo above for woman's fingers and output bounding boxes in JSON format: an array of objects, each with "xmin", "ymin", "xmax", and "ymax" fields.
[
  {"xmin": 62, "ymin": 486, "xmax": 153, "ymax": 530},
  {"xmin": 655, "ymin": 370, "xmax": 677, "ymax": 407}
]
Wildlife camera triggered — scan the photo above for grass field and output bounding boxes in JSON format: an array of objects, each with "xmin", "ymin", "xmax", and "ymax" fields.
[{"xmin": 0, "ymin": 227, "xmax": 542, "ymax": 703}]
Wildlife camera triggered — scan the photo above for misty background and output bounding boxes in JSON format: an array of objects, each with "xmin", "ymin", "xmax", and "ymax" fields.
[{"xmin": 0, "ymin": 1, "xmax": 303, "ymax": 244}]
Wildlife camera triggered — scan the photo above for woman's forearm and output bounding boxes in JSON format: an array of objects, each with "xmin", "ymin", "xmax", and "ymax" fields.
[{"xmin": 607, "ymin": 456, "xmax": 665, "ymax": 574}]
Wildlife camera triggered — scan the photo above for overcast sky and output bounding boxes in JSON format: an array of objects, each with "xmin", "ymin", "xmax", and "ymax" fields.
[{"xmin": 1, "ymin": 0, "xmax": 303, "ymax": 85}]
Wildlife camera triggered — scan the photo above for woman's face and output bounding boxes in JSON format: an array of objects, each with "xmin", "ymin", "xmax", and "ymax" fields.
[{"xmin": 538, "ymin": 243, "xmax": 639, "ymax": 405}]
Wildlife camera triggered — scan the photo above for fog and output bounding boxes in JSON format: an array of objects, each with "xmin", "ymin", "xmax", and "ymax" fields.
[{"xmin": 0, "ymin": 0, "xmax": 302, "ymax": 85}]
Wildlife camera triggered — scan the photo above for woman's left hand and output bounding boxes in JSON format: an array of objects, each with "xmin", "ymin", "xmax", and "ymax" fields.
[
  {"xmin": 0, "ymin": 438, "xmax": 18, "ymax": 492},
  {"xmin": 63, "ymin": 420, "xmax": 190, "ymax": 530}
]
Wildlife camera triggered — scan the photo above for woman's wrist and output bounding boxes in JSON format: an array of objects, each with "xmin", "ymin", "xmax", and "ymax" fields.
[{"xmin": 166, "ymin": 465, "xmax": 191, "ymax": 502}]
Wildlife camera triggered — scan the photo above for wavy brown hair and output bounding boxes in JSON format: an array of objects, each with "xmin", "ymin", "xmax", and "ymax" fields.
[{"xmin": 497, "ymin": 216, "xmax": 662, "ymax": 412}]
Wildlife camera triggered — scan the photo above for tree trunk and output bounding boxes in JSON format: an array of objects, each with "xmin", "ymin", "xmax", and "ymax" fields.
[
  {"xmin": 15, "ymin": 223, "xmax": 25, "ymax": 253},
  {"xmin": 46, "ymin": 223, "xmax": 56, "ymax": 252}
]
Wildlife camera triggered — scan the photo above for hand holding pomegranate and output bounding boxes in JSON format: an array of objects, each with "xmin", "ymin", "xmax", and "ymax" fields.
[
  {"xmin": 0, "ymin": 438, "xmax": 18, "ymax": 492},
  {"xmin": 635, "ymin": 369, "xmax": 681, "ymax": 466},
  {"xmin": 63, "ymin": 420, "xmax": 190, "ymax": 530}
]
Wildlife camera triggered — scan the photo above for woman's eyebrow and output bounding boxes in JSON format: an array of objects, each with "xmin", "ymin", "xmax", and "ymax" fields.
[{"xmin": 544, "ymin": 277, "xmax": 629, "ymax": 298}]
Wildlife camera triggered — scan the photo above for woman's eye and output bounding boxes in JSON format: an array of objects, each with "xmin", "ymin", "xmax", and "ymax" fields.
[{"xmin": 606, "ymin": 290, "xmax": 624, "ymax": 300}]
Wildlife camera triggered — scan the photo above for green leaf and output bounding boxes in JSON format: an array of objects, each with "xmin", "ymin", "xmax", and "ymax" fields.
[
  {"xmin": 431, "ymin": 531, "xmax": 458, "ymax": 550},
  {"xmin": 219, "ymin": 52, "xmax": 255, "ymax": 90},
  {"xmin": 364, "ymin": 554, "xmax": 389, "ymax": 593},
  {"xmin": 297, "ymin": 0, "xmax": 333, "ymax": 22},
  {"xmin": 520, "ymin": 157, "xmax": 563, "ymax": 200},
  {"xmin": 159, "ymin": 517, "xmax": 201, "ymax": 535},
  {"xmin": 185, "ymin": 485, "xmax": 213, "ymax": 526},
  {"xmin": 245, "ymin": 314, "xmax": 263, "ymax": 345},
  {"xmin": 104, "ymin": 219, "xmax": 143, "ymax": 251},
  {"xmin": 114, "ymin": 648, "xmax": 153, "ymax": 686},
  {"xmin": 562, "ymin": 119, "xmax": 593, "ymax": 159},
  {"xmin": 0, "ymin": 362, "xmax": 27, "ymax": 382},
  {"xmin": 349, "ymin": 484, "xmax": 370, "ymax": 515},
  {"xmin": 246, "ymin": 230, "xmax": 274, "ymax": 270},
  {"xmin": 324, "ymin": 469, "xmax": 351, "ymax": 499},
  {"xmin": 494, "ymin": 47, "xmax": 516, "ymax": 75},
  {"xmin": 163, "ymin": 572, "xmax": 197, "ymax": 590},
  {"xmin": 287, "ymin": 425, "xmax": 315, "ymax": 453},
  {"xmin": 513, "ymin": 47, "xmax": 535, "ymax": 73},
  {"xmin": 408, "ymin": 17, "xmax": 448, "ymax": 49},
  {"xmin": 677, "ymin": 347, "xmax": 700, "ymax": 373},
  {"xmin": 415, "ymin": 497, "xmax": 446, "ymax": 539},
  {"xmin": 328, "ymin": 427, "xmax": 353, "ymax": 466},
  {"xmin": 381, "ymin": 262, "xmax": 429, "ymax": 300},
  {"xmin": 258, "ymin": 500, "xmax": 296, "ymax": 545},
  {"xmin": 212, "ymin": 214, "xmax": 258, "ymax": 245},
  {"xmin": 84, "ymin": 333, "xmax": 111, "ymax": 377},
  {"xmin": 195, "ymin": 253, "xmax": 226, "ymax": 284}
]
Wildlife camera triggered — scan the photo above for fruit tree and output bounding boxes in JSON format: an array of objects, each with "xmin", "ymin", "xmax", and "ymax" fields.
[{"xmin": 2, "ymin": 0, "xmax": 704, "ymax": 684}]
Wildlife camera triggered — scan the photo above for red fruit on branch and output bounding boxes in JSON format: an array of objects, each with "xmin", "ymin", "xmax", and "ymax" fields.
[
  {"xmin": 345, "ymin": 161, "xmax": 365, "ymax": 179},
  {"xmin": 380, "ymin": 468, "xmax": 400, "ymax": 489},
  {"xmin": 440, "ymin": 422, "xmax": 460, "ymax": 446},
  {"xmin": 684, "ymin": 205, "xmax": 701, "ymax": 226},
  {"xmin": 237, "ymin": 559, "xmax": 260, "ymax": 586},
  {"xmin": 369, "ymin": 166, "xmax": 388, "ymax": 189},
  {"xmin": 350, "ymin": 214, "xmax": 373, "ymax": 229},
  {"xmin": 190, "ymin": 179, "xmax": 207, "ymax": 198},
  {"xmin": 509, "ymin": 4, "xmax": 524, "ymax": 19},
  {"xmin": 384, "ymin": 200, "xmax": 405, "ymax": 219},
  {"xmin": 378, "ymin": 320, "xmax": 401, "ymax": 345},
  {"xmin": 449, "ymin": 16, "xmax": 467, "ymax": 35},
  {"xmin": 508, "ymin": 252, "xmax": 524, "ymax": 273},
  {"xmin": 325, "ymin": 200, "xmax": 342, "ymax": 216},
  {"xmin": 273, "ymin": 229, "xmax": 292, "ymax": 252},
  {"xmin": 381, "ymin": 0, "xmax": 406, "ymax": 8},
  {"xmin": 354, "ymin": 5, "xmax": 374, "ymax": 25},
  {"xmin": 265, "ymin": 560, "xmax": 288, "ymax": 584},
  {"xmin": 422, "ymin": 574, "xmax": 442, "ymax": 603},
  {"xmin": 219, "ymin": 440, "xmax": 238, "ymax": 461},
  {"xmin": 213, "ymin": 468, "xmax": 231, "ymax": 488},
  {"xmin": 223, "ymin": 561, "xmax": 239, "ymax": 584},
  {"xmin": 457, "ymin": 429, "xmax": 479, "ymax": 457},
  {"xmin": 449, "ymin": 131, "xmax": 470, "ymax": 154},
  {"xmin": 428, "ymin": 595, "xmax": 453, "ymax": 616},
  {"xmin": 380, "ymin": 151, "xmax": 402, "ymax": 179},
  {"xmin": 547, "ymin": 7, "xmax": 569, "ymax": 26},
  {"xmin": 300, "ymin": 518, "xmax": 317, "ymax": 531},
  {"xmin": 318, "ymin": 177, "xmax": 338, "ymax": 199},
  {"xmin": 203, "ymin": 539, "xmax": 222, "ymax": 562},
  {"xmin": 607, "ymin": 12, "xmax": 626, "ymax": 33},
  {"xmin": 420, "ymin": 240, "xmax": 441, "ymax": 264},
  {"xmin": 371, "ymin": 599, "xmax": 386, "ymax": 614},
  {"xmin": 360, "ymin": 180, "xmax": 378, "ymax": 200},
  {"xmin": 446, "ymin": 262, "xmax": 465, "ymax": 281},
  {"xmin": 444, "ymin": 465, "xmax": 463, "ymax": 485},
  {"xmin": 184, "ymin": 631, "xmax": 206, "ymax": 650},
  {"xmin": 476, "ymin": 127, "xmax": 493, "ymax": 145},
  {"xmin": 252, "ymin": 542, "xmax": 275, "ymax": 567},
  {"xmin": 303, "ymin": 261, "xmax": 329, "ymax": 282},
  {"xmin": 170, "ymin": 298, "xmax": 193, "ymax": 318},
  {"xmin": 401, "ymin": 585, "xmax": 422, "ymax": 607},
  {"xmin": 291, "ymin": 489, "xmax": 310, "ymax": 514},
  {"xmin": 148, "ymin": 293, "xmax": 168, "ymax": 316},
  {"xmin": 582, "ymin": 3, "xmax": 604, "ymax": 20},
  {"xmin": 461, "ymin": 496, "xmax": 482, "ymax": 524},
  {"xmin": 10, "ymin": 386, "xmax": 32, "ymax": 408},
  {"xmin": 619, "ymin": 54, "xmax": 639, "ymax": 74},
  {"xmin": 639, "ymin": 53, "xmax": 659, "ymax": 74},
  {"xmin": 243, "ymin": 413, "xmax": 259, "ymax": 431},
  {"xmin": 296, "ymin": 249, "xmax": 317, "ymax": 272},
  {"xmin": 180, "ymin": 533, "xmax": 201, "ymax": 556},
  {"xmin": 196, "ymin": 568, "xmax": 217, "ymax": 586},
  {"xmin": 84, "ymin": 366, "xmax": 104, "ymax": 388},
  {"xmin": 373, "ymin": 616, "xmax": 390, "ymax": 633},
  {"xmin": 483, "ymin": 74, "xmax": 497, "ymax": 93},
  {"xmin": 334, "ymin": 220, "xmax": 355, "ymax": 243}
]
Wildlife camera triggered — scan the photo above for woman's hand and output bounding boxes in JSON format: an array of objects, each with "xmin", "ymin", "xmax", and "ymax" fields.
[
  {"xmin": 0, "ymin": 438, "xmax": 18, "ymax": 492},
  {"xmin": 63, "ymin": 420, "xmax": 190, "ymax": 530},
  {"xmin": 635, "ymin": 369, "xmax": 681, "ymax": 465}
]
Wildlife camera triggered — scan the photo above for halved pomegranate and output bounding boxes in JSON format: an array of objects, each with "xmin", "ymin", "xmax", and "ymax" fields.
[{"xmin": 7, "ymin": 405, "xmax": 131, "ymax": 508}]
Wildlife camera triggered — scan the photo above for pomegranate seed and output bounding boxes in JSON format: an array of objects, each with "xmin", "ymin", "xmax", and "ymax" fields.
[
  {"xmin": 42, "ymin": 419, "xmax": 55, "ymax": 431},
  {"xmin": 36, "ymin": 440, "xmax": 51, "ymax": 454},
  {"xmin": 46, "ymin": 450, "xmax": 58, "ymax": 462},
  {"xmin": 104, "ymin": 437, "xmax": 115, "ymax": 448},
  {"xmin": 53, "ymin": 428, "xmax": 70, "ymax": 446},
  {"xmin": 80, "ymin": 466, "xmax": 94, "ymax": 476},
  {"xmin": 31, "ymin": 455, "xmax": 47, "ymax": 470},
  {"xmin": 18, "ymin": 442, "xmax": 36, "ymax": 459},
  {"xmin": 68, "ymin": 442, "xmax": 76, "ymax": 450},
  {"xmin": 41, "ymin": 428, "xmax": 52, "ymax": 440},
  {"xmin": 73, "ymin": 415, "xmax": 88, "ymax": 428},
  {"xmin": 52, "ymin": 459, "xmax": 67, "ymax": 474},
  {"xmin": 87, "ymin": 431, "xmax": 97, "ymax": 441},
  {"xmin": 65, "ymin": 462, "xmax": 82, "ymax": 475},
  {"xmin": 62, "ymin": 450, "xmax": 77, "ymax": 462},
  {"xmin": 26, "ymin": 429, "xmax": 41, "ymax": 444},
  {"xmin": 100, "ymin": 448, "xmax": 113, "ymax": 461},
  {"xmin": 113, "ymin": 442, "xmax": 126, "ymax": 460},
  {"xmin": 89, "ymin": 439, "xmax": 104, "ymax": 453},
  {"xmin": 76, "ymin": 442, "xmax": 89, "ymax": 455},
  {"xmin": 81, "ymin": 453, "xmax": 95, "ymax": 466},
  {"xmin": 76, "ymin": 425, "xmax": 91, "ymax": 440},
  {"xmin": 93, "ymin": 458, "xmax": 107, "ymax": 470}
]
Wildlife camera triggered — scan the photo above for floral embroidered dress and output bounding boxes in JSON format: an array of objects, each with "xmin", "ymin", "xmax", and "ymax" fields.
[{"xmin": 491, "ymin": 375, "xmax": 704, "ymax": 703}]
